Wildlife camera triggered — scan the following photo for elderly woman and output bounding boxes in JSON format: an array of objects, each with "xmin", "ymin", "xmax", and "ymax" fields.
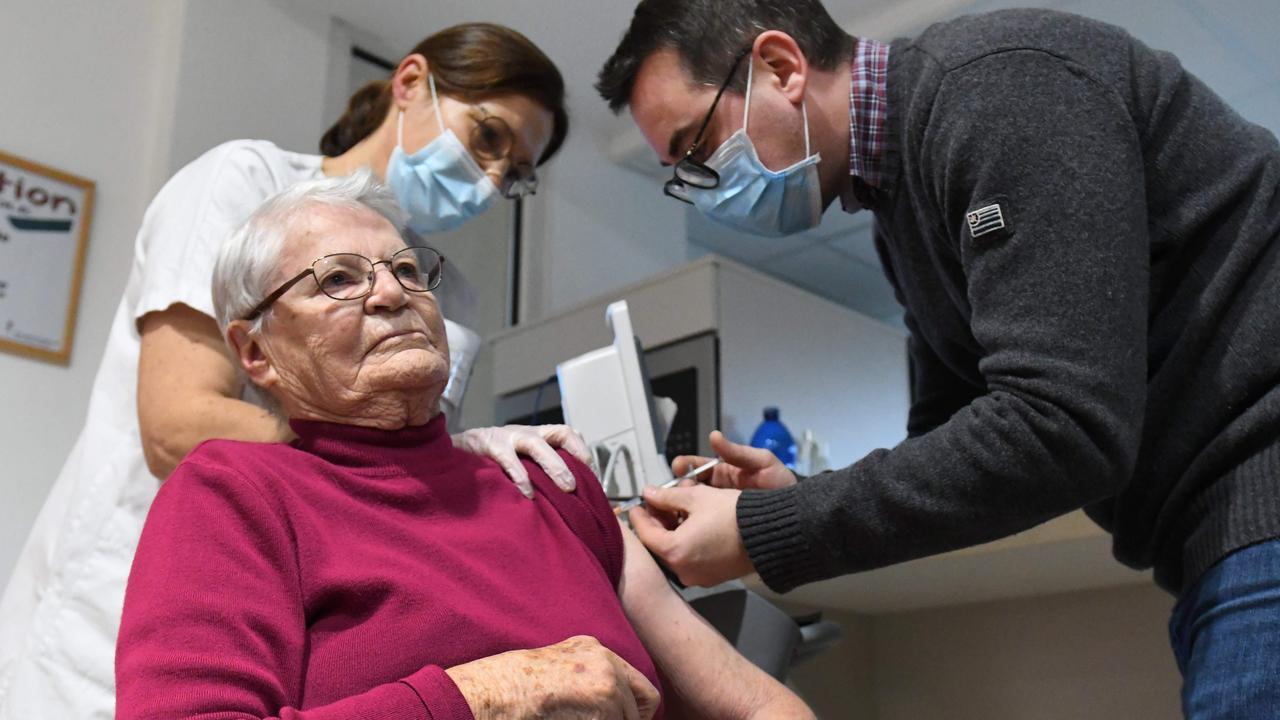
[{"xmin": 114, "ymin": 171, "xmax": 814, "ymax": 720}]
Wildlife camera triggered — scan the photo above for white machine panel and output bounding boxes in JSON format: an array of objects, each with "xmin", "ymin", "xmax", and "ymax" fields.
[{"xmin": 557, "ymin": 301, "xmax": 674, "ymax": 498}]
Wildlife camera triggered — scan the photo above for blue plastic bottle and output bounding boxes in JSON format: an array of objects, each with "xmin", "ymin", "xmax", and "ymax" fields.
[{"xmin": 750, "ymin": 407, "xmax": 797, "ymax": 469}]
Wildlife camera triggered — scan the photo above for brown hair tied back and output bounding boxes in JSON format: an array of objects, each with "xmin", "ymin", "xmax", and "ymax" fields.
[
  {"xmin": 319, "ymin": 23, "xmax": 569, "ymax": 166},
  {"xmin": 319, "ymin": 80, "xmax": 392, "ymax": 158}
]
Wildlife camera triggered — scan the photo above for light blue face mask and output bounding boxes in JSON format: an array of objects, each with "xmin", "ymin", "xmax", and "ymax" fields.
[
  {"xmin": 690, "ymin": 59, "xmax": 823, "ymax": 237},
  {"xmin": 385, "ymin": 74, "xmax": 499, "ymax": 235}
]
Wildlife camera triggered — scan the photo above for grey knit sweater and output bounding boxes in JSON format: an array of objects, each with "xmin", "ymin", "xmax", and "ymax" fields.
[{"xmin": 737, "ymin": 9, "xmax": 1280, "ymax": 595}]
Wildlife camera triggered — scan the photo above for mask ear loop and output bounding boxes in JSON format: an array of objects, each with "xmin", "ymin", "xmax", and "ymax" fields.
[
  {"xmin": 801, "ymin": 100, "xmax": 811, "ymax": 156},
  {"xmin": 742, "ymin": 57, "xmax": 811, "ymax": 156},
  {"xmin": 398, "ymin": 72, "xmax": 447, "ymax": 149},
  {"xmin": 427, "ymin": 72, "xmax": 445, "ymax": 133}
]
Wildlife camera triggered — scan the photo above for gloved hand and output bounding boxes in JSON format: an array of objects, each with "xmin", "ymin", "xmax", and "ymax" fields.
[{"xmin": 452, "ymin": 424, "xmax": 593, "ymax": 499}]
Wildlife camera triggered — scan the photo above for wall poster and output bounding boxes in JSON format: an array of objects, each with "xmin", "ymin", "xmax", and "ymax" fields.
[{"xmin": 0, "ymin": 150, "xmax": 95, "ymax": 364}]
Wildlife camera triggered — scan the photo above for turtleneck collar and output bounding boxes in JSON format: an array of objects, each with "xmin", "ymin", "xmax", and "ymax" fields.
[{"xmin": 288, "ymin": 413, "xmax": 453, "ymax": 476}]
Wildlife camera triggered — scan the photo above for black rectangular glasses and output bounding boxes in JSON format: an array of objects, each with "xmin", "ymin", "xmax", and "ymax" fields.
[{"xmin": 663, "ymin": 47, "xmax": 752, "ymax": 205}]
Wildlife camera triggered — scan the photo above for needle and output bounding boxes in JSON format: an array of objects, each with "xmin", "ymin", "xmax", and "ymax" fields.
[{"xmin": 612, "ymin": 458, "xmax": 721, "ymax": 515}]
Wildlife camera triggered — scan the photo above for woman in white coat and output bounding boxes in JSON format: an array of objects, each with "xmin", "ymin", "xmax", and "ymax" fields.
[{"xmin": 0, "ymin": 23, "xmax": 582, "ymax": 719}]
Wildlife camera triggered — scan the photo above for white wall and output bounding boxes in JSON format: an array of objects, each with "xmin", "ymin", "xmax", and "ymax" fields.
[
  {"xmin": 167, "ymin": 0, "xmax": 333, "ymax": 173},
  {"xmin": 0, "ymin": 0, "xmax": 184, "ymax": 581},
  {"xmin": 455, "ymin": 6, "xmax": 700, "ymax": 323},
  {"xmin": 717, "ymin": 263, "xmax": 909, "ymax": 466},
  {"xmin": 520, "ymin": 139, "xmax": 695, "ymax": 321}
]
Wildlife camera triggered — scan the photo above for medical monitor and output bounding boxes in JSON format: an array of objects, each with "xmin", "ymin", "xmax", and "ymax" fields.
[{"xmin": 556, "ymin": 301, "xmax": 674, "ymax": 498}]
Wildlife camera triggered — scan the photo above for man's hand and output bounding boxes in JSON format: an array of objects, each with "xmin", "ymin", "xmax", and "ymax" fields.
[
  {"xmin": 445, "ymin": 635, "xmax": 660, "ymax": 720},
  {"xmin": 453, "ymin": 424, "xmax": 592, "ymax": 498},
  {"xmin": 629, "ymin": 484, "xmax": 755, "ymax": 587},
  {"xmin": 672, "ymin": 430, "xmax": 798, "ymax": 490}
]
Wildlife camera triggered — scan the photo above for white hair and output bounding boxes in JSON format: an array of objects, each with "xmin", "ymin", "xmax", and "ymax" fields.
[{"xmin": 211, "ymin": 168, "xmax": 408, "ymax": 333}]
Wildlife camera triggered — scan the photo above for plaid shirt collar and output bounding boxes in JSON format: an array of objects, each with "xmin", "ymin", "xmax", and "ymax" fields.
[{"xmin": 841, "ymin": 37, "xmax": 891, "ymax": 212}]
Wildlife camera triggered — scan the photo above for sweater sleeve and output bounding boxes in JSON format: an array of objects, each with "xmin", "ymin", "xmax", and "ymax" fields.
[
  {"xmin": 874, "ymin": 229, "xmax": 983, "ymax": 438},
  {"xmin": 904, "ymin": 311, "xmax": 983, "ymax": 438},
  {"xmin": 739, "ymin": 51, "xmax": 1149, "ymax": 592},
  {"xmin": 115, "ymin": 456, "xmax": 474, "ymax": 720},
  {"xmin": 526, "ymin": 451, "xmax": 626, "ymax": 588}
]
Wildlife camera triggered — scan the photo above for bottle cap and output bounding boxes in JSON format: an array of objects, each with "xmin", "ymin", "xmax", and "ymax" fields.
[{"xmin": 763, "ymin": 407, "xmax": 779, "ymax": 421}]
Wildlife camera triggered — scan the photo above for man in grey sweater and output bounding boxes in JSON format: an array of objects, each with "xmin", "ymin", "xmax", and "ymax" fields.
[{"xmin": 597, "ymin": 1, "xmax": 1280, "ymax": 716}]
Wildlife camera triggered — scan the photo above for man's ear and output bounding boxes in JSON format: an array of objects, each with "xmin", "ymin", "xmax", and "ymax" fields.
[
  {"xmin": 752, "ymin": 31, "xmax": 809, "ymax": 105},
  {"xmin": 390, "ymin": 52, "xmax": 429, "ymax": 109},
  {"xmin": 226, "ymin": 321, "xmax": 278, "ymax": 391}
]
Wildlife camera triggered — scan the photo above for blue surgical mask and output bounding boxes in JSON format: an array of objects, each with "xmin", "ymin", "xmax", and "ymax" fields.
[
  {"xmin": 690, "ymin": 60, "xmax": 823, "ymax": 237},
  {"xmin": 385, "ymin": 73, "xmax": 499, "ymax": 235}
]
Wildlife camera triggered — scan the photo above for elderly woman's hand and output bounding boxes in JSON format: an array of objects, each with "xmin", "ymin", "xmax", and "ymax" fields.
[
  {"xmin": 445, "ymin": 635, "xmax": 660, "ymax": 720},
  {"xmin": 452, "ymin": 424, "xmax": 592, "ymax": 498}
]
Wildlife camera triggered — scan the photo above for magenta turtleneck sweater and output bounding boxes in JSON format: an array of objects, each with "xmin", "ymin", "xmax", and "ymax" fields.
[{"xmin": 115, "ymin": 414, "xmax": 661, "ymax": 719}]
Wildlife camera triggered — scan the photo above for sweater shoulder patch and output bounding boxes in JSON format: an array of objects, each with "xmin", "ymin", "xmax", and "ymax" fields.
[{"xmin": 966, "ymin": 201, "xmax": 1007, "ymax": 239}]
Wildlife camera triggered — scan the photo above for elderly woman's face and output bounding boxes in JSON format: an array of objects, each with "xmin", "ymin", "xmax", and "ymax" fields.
[{"xmin": 253, "ymin": 204, "xmax": 449, "ymax": 421}]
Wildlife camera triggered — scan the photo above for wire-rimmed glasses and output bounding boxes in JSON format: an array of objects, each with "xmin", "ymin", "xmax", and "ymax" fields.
[
  {"xmin": 242, "ymin": 246, "xmax": 444, "ymax": 321},
  {"xmin": 469, "ymin": 107, "xmax": 539, "ymax": 199}
]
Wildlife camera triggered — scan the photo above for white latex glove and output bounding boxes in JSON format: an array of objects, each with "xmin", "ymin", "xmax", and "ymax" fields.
[{"xmin": 452, "ymin": 424, "xmax": 593, "ymax": 499}]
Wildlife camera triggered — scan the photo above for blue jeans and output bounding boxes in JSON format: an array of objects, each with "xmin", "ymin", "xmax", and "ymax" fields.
[{"xmin": 1169, "ymin": 538, "xmax": 1280, "ymax": 719}]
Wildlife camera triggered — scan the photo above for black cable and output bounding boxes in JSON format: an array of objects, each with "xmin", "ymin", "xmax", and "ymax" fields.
[
  {"xmin": 530, "ymin": 374, "xmax": 557, "ymax": 424},
  {"xmin": 510, "ymin": 196, "xmax": 523, "ymax": 326}
]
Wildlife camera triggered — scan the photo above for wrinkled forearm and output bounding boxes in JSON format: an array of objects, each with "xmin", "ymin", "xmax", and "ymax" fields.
[
  {"xmin": 629, "ymin": 588, "xmax": 812, "ymax": 720},
  {"xmin": 140, "ymin": 394, "xmax": 290, "ymax": 479},
  {"xmin": 618, "ymin": 524, "xmax": 814, "ymax": 719},
  {"xmin": 137, "ymin": 303, "xmax": 292, "ymax": 479}
]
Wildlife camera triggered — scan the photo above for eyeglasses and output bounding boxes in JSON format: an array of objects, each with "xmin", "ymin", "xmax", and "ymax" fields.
[
  {"xmin": 468, "ymin": 107, "xmax": 539, "ymax": 199},
  {"xmin": 242, "ymin": 245, "xmax": 444, "ymax": 321},
  {"xmin": 663, "ymin": 47, "xmax": 752, "ymax": 205}
]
